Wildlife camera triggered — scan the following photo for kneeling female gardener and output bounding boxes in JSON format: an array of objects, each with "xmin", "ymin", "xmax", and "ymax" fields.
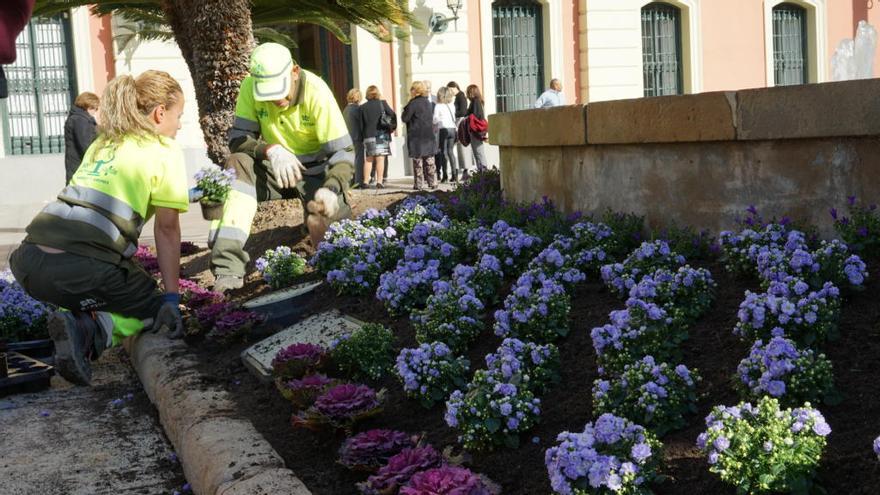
[{"xmin": 9, "ymin": 70, "xmax": 189, "ymax": 385}]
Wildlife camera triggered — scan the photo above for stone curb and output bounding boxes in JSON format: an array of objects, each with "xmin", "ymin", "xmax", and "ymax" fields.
[{"xmin": 124, "ymin": 333, "xmax": 311, "ymax": 495}]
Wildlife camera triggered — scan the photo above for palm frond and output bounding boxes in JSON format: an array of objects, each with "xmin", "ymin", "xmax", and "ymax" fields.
[{"xmin": 252, "ymin": 27, "xmax": 299, "ymax": 50}]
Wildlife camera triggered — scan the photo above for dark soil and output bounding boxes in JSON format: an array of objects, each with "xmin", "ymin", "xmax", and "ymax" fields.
[{"xmin": 185, "ymin": 193, "xmax": 880, "ymax": 495}]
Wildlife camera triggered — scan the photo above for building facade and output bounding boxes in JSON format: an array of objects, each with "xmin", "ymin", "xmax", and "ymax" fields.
[{"xmin": 1, "ymin": 1, "xmax": 879, "ymax": 218}]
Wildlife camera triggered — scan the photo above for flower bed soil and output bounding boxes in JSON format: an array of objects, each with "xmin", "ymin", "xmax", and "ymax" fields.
[{"xmin": 183, "ymin": 196, "xmax": 880, "ymax": 494}]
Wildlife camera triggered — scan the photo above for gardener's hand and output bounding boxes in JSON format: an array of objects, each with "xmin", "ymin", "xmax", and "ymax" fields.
[
  {"xmin": 153, "ymin": 293, "xmax": 184, "ymax": 339},
  {"xmin": 266, "ymin": 144, "xmax": 305, "ymax": 189},
  {"xmin": 306, "ymin": 187, "xmax": 340, "ymax": 247},
  {"xmin": 188, "ymin": 187, "xmax": 204, "ymax": 203}
]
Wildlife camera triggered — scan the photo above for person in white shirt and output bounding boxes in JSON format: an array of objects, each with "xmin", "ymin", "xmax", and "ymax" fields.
[
  {"xmin": 433, "ymin": 86, "xmax": 459, "ymax": 182},
  {"xmin": 534, "ymin": 78, "xmax": 564, "ymax": 108}
]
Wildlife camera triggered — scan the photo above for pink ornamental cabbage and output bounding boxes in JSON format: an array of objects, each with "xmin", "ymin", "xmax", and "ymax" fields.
[
  {"xmin": 314, "ymin": 383, "xmax": 380, "ymax": 420},
  {"xmin": 272, "ymin": 343, "xmax": 327, "ymax": 379},
  {"xmin": 338, "ymin": 429, "xmax": 418, "ymax": 471},
  {"xmin": 277, "ymin": 373, "xmax": 335, "ymax": 409},
  {"xmin": 401, "ymin": 466, "xmax": 497, "ymax": 495},
  {"xmin": 359, "ymin": 446, "xmax": 445, "ymax": 495}
]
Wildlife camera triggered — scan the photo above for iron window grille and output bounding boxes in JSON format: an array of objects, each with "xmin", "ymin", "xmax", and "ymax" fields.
[
  {"xmin": 772, "ymin": 3, "xmax": 808, "ymax": 86},
  {"xmin": 2, "ymin": 14, "xmax": 77, "ymax": 156},
  {"xmin": 492, "ymin": 0, "xmax": 544, "ymax": 113},
  {"xmin": 641, "ymin": 2, "xmax": 683, "ymax": 97}
]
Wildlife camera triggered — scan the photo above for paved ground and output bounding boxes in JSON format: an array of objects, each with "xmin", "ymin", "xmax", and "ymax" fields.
[{"xmin": 0, "ymin": 348, "xmax": 188, "ymax": 495}]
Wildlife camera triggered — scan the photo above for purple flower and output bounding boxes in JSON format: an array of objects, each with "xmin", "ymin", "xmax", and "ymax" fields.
[
  {"xmin": 272, "ymin": 343, "xmax": 326, "ymax": 379},
  {"xmin": 829, "ymin": 208, "xmax": 838, "ymax": 220},
  {"xmin": 873, "ymin": 436, "xmax": 880, "ymax": 459},
  {"xmin": 401, "ymin": 466, "xmax": 495, "ymax": 495},
  {"xmin": 848, "ymin": 195, "xmax": 857, "ymax": 206},
  {"xmin": 361, "ymin": 446, "xmax": 444, "ymax": 494},
  {"xmin": 313, "ymin": 383, "xmax": 380, "ymax": 420}
]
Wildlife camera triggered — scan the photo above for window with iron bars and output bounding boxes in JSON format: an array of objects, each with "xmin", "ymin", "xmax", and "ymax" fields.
[
  {"xmin": 492, "ymin": 0, "xmax": 544, "ymax": 113},
  {"xmin": 2, "ymin": 14, "xmax": 77, "ymax": 155},
  {"xmin": 772, "ymin": 3, "xmax": 808, "ymax": 86},
  {"xmin": 641, "ymin": 2, "xmax": 683, "ymax": 97}
]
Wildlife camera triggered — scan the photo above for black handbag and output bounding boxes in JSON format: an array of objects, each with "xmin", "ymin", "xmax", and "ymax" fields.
[{"xmin": 377, "ymin": 101, "xmax": 396, "ymax": 132}]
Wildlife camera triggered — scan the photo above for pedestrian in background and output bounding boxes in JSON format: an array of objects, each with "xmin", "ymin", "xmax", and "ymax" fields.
[
  {"xmin": 359, "ymin": 85, "xmax": 395, "ymax": 189},
  {"xmin": 534, "ymin": 78, "xmax": 564, "ymax": 108},
  {"xmin": 447, "ymin": 81, "xmax": 471, "ymax": 179},
  {"xmin": 64, "ymin": 92, "xmax": 100, "ymax": 184},
  {"xmin": 466, "ymin": 84, "xmax": 489, "ymax": 172},
  {"xmin": 342, "ymin": 88, "xmax": 365, "ymax": 185},
  {"xmin": 402, "ymin": 81, "xmax": 437, "ymax": 190},
  {"xmin": 433, "ymin": 86, "xmax": 458, "ymax": 182}
]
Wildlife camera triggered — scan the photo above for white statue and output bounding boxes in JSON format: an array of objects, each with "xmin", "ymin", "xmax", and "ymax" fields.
[{"xmin": 832, "ymin": 20, "xmax": 877, "ymax": 81}]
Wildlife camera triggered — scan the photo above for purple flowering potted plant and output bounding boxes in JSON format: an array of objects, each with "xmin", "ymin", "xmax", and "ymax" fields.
[
  {"xmin": 466, "ymin": 220, "xmax": 542, "ymax": 272},
  {"xmin": 600, "ymin": 240, "xmax": 687, "ymax": 298},
  {"xmin": 590, "ymin": 306, "xmax": 679, "ymax": 376},
  {"xmin": 450, "ymin": 255, "xmax": 505, "ymax": 304},
  {"xmin": 735, "ymin": 337, "xmax": 836, "ymax": 408},
  {"xmin": 592, "ymin": 356, "xmax": 700, "ymax": 436},
  {"xmin": 401, "ymin": 466, "xmax": 499, "ymax": 495},
  {"xmin": 696, "ymin": 396, "xmax": 830, "ymax": 493},
  {"xmin": 395, "ymin": 342, "xmax": 470, "ymax": 408},
  {"xmin": 276, "ymin": 373, "xmax": 337, "ymax": 410},
  {"xmin": 338, "ymin": 429, "xmax": 419, "ymax": 472},
  {"xmin": 626, "ymin": 265, "xmax": 716, "ymax": 327},
  {"xmin": 272, "ymin": 343, "xmax": 327, "ymax": 380},
  {"xmin": 358, "ymin": 446, "xmax": 445, "ymax": 494},
  {"xmin": 831, "ymin": 195, "xmax": 880, "ymax": 256},
  {"xmin": 1, "ymin": 271, "xmax": 51, "ymax": 359},
  {"xmin": 545, "ymin": 413, "xmax": 662, "ymax": 495},
  {"xmin": 485, "ymin": 338, "xmax": 560, "ymax": 395},
  {"xmin": 292, "ymin": 383, "xmax": 384, "ymax": 432},
  {"xmin": 493, "ymin": 270, "xmax": 571, "ymax": 344},
  {"xmin": 445, "ymin": 370, "xmax": 541, "ymax": 451},
  {"xmin": 411, "ymin": 280, "xmax": 485, "ymax": 353},
  {"xmin": 194, "ymin": 165, "xmax": 235, "ymax": 220}
]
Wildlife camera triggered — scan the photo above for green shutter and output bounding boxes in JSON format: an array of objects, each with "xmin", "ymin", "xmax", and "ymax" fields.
[
  {"xmin": 492, "ymin": 1, "xmax": 544, "ymax": 113},
  {"xmin": 641, "ymin": 2, "xmax": 683, "ymax": 97},
  {"xmin": 772, "ymin": 3, "xmax": 808, "ymax": 86},
  {"xmin": 2, "ymin": 14, "xmax": 77, "ymax": 155}
]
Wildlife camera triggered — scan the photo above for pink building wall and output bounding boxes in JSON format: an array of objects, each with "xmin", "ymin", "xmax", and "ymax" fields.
[
  {"xmin": 88, "ymin": 14, "xmax": 115, "ymax": 93},
  {"xmin": 702, "ymin": 0, "xmax": 880, "ymax": 92}
]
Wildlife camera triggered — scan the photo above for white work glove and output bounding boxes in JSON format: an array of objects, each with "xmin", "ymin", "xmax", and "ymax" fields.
[{"xmin": 265, "ymin": 144, "xmax": 306, "ymax": 189}]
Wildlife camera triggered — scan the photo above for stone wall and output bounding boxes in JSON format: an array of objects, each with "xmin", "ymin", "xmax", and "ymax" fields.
[{"xmin": 490, "ymin": 79, "xmax": 880, "ymax": 235}]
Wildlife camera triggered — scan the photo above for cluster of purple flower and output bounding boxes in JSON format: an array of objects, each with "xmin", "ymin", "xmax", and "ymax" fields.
[
  {"xmin": 0, "ymin": 270, "xmax": 50, "ymax": 341},
  {"xmin": 326, "ymin": 234, "xmax": 404, "ymax": 295},
  {"xmin": 357, "ymin": 208, "xmax": 392, "ymax": 229},
  {"xmin": 178, "ymin": 279, "xmax": 223, "ymax": 309},
  {"xmin": 390, "ymin": 196, "xmax": 447, "ymax": 236},
  {"xmin": 627, "ymin": 265, "xmax": 716, "ymax": 326},
  {"xmin": 445, "ymin": 370, "xmax": 542, "ymax": 450},
  {"xmin": 568, "ymin": 221, "xmax": 615, "ymax": 273},
  {"xmin": 451, "ymin": 255, "xmax": 504, "ymax": 303},
  {"xmin": 544, "ymin": 413, "xmax": 662, "ymax": 494},
  {"xmin": 254, "ymin": 245, "xmax": 306, "ymax": 290},
  {"xmin": 734, "ymin": 277, "xmax": 841, "ymax": 347},
  {"xmin": 600, "ymin": 241, "xmax": 686, "ymax": 298},
  {"xmin": 696, "ymin": 396, "xmax": 830, "ymax": 492},
  {"xmin": 735, "ymin": 336, "xmax": 834, "ymax": 408},
  {"xmin": 590, "ymin": 305, "xmax": 680, "ymax": 376},
  {"xmin": 395, "ymin": 342, "xmax": 470, "ymax": 408},
  {"xmin": 593, "ymin": 356, "xmax": 700, "ymax": 436},
  {"xmin": 467, "ymin": 220, "xmax": 542, "ymax": 271},
  {"xmin": 359, "ymin": 446, "xmax": 444, "ymax": 494},
  {"xmin": 485, "ymin": 338, "xmax": 560, "ymax": 394},
  {"xmin": 719, "ymin": 223, "xmax": 794, "ymax": 276},
  {"xmin": 493, "ymin": 269, "xmax": 571, "ymax": 343},
  {"xmin": 311, "ymin": 220, "xmax": 397, "ymax": 275},
  {"xmin": 376, "ymin": 234, "xmax": 458, "ymax": 315},
  {"xmin": 411, "ymin": 280, "xmax": 485, "ymax": 353},
  {"xmin": 527, "ymin": 239, "xmax": 587, "ymax": 289}
]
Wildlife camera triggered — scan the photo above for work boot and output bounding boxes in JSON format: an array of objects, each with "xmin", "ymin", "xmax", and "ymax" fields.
[
  {"xmin": 213, "ymin": 275, "xmax": 244, "ymax": 293},
  {"xmin": 48, "ymin": 311, "xmax": 96, "ymax": 386}
]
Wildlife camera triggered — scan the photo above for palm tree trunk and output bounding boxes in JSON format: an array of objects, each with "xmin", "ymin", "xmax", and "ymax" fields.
[{"xmin": 161, "ymin": 0, "xmax": 254, "ymax": 164}]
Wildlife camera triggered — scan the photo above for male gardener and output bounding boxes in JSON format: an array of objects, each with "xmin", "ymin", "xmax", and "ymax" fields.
[{"xmin": 209, "ymin": 42, "xmax": 354, "ymax": 292}]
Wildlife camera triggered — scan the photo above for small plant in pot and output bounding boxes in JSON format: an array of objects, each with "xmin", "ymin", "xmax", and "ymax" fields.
[{"xmin": 194, "ymin": 165, "xmax": 235, "ymax": 220}]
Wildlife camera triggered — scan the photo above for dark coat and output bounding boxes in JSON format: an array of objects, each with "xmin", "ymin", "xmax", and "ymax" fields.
[
  {"xmin": 454, "ymin": 91, "xmax": 468, "ymax": 119},
  {"xmin": 359, "ymin": 99, "xmax": 396, "ymax": 140},
  {"xmin": 64, "ymin": 106, "xmax": 97, "ymax": 183},
  {"xmin": 467, "ymin": 97, "xmax": 485, "ymax": 121},
  {"xmin": 342, "ymin": 103, "xmax": 363, "ymax": 142},
  {"xmin": 401, "ymin": 95, "xmax": 436, "ymax": 159}
]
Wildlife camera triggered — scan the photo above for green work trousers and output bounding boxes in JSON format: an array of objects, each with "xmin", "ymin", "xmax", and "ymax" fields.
[{"xmin": 9, "ymin": 242, "xmax": 161, "ymax": 345}]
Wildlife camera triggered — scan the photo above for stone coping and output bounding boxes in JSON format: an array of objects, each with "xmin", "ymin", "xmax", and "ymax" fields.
[
  {"xmin": 488, "ymin": 78, "xmax": 880, "ymax": 147},
  {"xmin": 124, "ymin": 334, "xmax": 311, "ymax": 495}
]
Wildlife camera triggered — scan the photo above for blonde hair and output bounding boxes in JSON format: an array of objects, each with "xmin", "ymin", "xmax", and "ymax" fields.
[
  {"xmin": 365, "ymin": 85, "xmax": 381, "ymax": 100},
  {"xmin": 437, "ymin": 86, "xmax": 453, "ymax": 104},
  {"xmin": 346, "ymin": 88, "xmax": 362, "ymax": 104},
  {"xmin": 74, "ymin": 92, "xmax": 100, "ymax": 111},
  {"xmin": 410, "ymin": 81, "xmax": 428, "ymax": 97},
  {"xmin": 98, "ymin": 70, "xmax": 183, "ymax": 144}
]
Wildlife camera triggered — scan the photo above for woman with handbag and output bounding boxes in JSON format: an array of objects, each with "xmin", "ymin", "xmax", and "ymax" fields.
[
  {"xmin": 358, "ymin": 85, "xmax": 395, "ymax": 189},
  {"xmin": 466, "ymin": 84, "xmax": 489, "ymax": 172}
]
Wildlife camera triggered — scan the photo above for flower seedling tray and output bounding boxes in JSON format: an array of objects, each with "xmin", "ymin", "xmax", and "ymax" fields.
[
  {"xmin": 241, "ymin": 309, "xmax": 364, "ymax": 383},
  {"xmin": 7, "ymin": 338, "xmax": 55, "ymax": 364},
  {"xmin": 0, "ymin": 351, "xmax": 53, "ymax": 397},
  {"xmin": 242, "ymin": 280, "xmax": 323, "ymax": 326}
]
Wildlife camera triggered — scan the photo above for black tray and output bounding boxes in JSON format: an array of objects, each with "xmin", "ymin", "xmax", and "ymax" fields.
[
  {"xmin": 7, "ymin": 338, "xmax": 54, "ymax": 364},
  {"xmin": 1, "ymin": 352, "xmax": 54, "ymax": 397}
]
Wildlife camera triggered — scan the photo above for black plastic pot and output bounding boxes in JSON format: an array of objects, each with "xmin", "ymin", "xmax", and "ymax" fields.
[
  {"xmin": 243, "ymin": 280, "xmax": 323, "ymax": 327},
  {"xmin": 0, "ymin": 352, "xmax": 53, "ymax": 397}
]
